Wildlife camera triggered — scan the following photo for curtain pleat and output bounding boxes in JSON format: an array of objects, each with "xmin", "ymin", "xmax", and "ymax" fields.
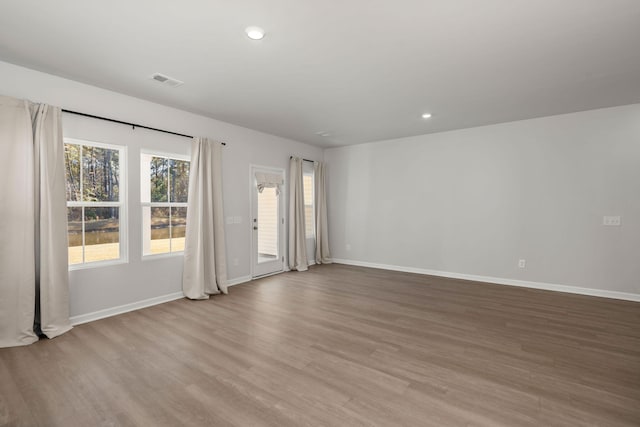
[
  {"xmin": 182, "ymin": 137, "xmax": 228, "ymax": 299},
  {"xmin": 314, "ymin": 161, "xmax": 332, "ymax": 264},
  {"xmin": 31, "ymin": 104, "xmax": 73, "ymax": 338},
  {"xmin": 288, "ymin": 157, "xmax": 308, "ymax": 271},
  {"xmin": 0, "ymin": 95, "xmax": 71, "ymax": 348}
]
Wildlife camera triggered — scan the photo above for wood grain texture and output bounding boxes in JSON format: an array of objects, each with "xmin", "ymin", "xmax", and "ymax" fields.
[{"xmin": 1, "ymin": 264, "xmax": 639, "ymax": 426}]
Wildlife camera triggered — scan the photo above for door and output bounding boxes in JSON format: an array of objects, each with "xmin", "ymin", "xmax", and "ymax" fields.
[{"xmin": 251, "ymin": 166, "xmax": 284, "ymax": 277}]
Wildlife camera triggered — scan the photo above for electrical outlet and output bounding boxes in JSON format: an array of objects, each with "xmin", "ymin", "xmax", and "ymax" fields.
[
  {"xmin": 518, "ymin": 259, "xmax": 526, "ymax": 268},
  {"xmin": 345, "ymin": 243, "xmax": 351, "ymax": 251},
  {"xmin": 603, "ymin": 216, "xmax": 621, "ymax": 226}
]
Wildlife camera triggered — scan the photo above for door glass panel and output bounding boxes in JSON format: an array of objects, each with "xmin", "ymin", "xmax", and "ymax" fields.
[{"xmin": 257, "ymin": 187, "xmax": 279, "ymax": 264}]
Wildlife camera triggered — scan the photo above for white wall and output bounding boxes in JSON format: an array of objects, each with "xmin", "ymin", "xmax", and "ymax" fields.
[
  {"xmin": 0, "ymin": 60, "xmax": 323, "ymax": 318},
  {"xmin": 325, "ymin": 104, "xmax": 640, "ymax": 297}
]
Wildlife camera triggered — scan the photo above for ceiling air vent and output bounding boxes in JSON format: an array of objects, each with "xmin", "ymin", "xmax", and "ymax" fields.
[{"xmin": 150, "ymin": 73, "xmax": 184, "ymax": 88}]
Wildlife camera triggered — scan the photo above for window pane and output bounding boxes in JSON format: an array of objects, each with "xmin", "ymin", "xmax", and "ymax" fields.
[
  {"xmin": 170, "ymin": 159, "xmax": 189, "ymax": 203},
  {"xmin": 303, "ymin": 174, "xmax": 314, "ymax": 238},
  {"xmin": 143, "ymin": 155, "xmax": 190, "ymax": 257},
  {"xmin": 150, "ymin": 207, "xmax": 170, "ymax": 254},
  {"xmin": 82, "ymin": 145, "xmax": 119, "ymax": 202},
  {"xmin": 304, "ymin": 206, "xmax": 314, "ymax": 238},
  {"xmin": 64, "ymin": 144, "xmax": 81, "ymax": 201},
  {"xmin": 171, "ymin": 207, "xmax": 187, "ymax": 252},
  {"xmin": 67, "ymin": 207, "xmax": 83, "ymax": 265},
  {"xmin": 84, "ymin": 207, "xmax": 120, "ymax": 263},
  {"xmin": 150, "ymin": 157, "xmax": 168, "ymax": 202}
]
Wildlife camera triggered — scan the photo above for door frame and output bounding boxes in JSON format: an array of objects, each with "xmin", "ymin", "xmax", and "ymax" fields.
[{"xmin": 249, "ymin": 164, "xmax": 286, "ymax": 278}]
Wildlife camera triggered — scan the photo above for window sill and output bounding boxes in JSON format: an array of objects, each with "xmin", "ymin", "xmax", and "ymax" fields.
[
  {"xmin": 142, "ymin": 251, "xmax": 185, "ymax": 261},
  {"xmin": 68, "ymin": 258, "xmax": 128, "ymax": 271}
]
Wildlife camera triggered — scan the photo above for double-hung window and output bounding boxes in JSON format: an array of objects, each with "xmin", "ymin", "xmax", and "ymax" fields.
[
  {"xmin": 65, "ymin": 139, "xmax": 126, "ymax": 267},
  {"xmin": 141, "ymin": 152, "xmax": 190, "ymax": 256}
]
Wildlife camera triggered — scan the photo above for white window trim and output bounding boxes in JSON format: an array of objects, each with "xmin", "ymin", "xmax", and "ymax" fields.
[
  {"xmin": 65, "ymin": 138, "xmax": 128, "ymax": 270},
  {"xmin": 141, "ymin": 150, "xmax": 190, "ymax": 258}
]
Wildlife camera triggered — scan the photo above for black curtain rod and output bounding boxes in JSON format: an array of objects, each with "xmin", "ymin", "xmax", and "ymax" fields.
[
  {"xmin": 62, "ymin": 109, "xmax": 226, "ymax": 145},
  {"xmin": 290, "ymin": 156, "xmax": 315, "ymax": 163}
]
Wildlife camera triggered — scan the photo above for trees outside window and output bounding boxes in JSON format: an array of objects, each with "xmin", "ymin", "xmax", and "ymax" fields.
[
  {"xmin": 141, "ymin": 152, "xmax": 189, "ymax": 255},
  {"xmin": 64, "ymin": 139, "xmax": 125, "ymax": 266}
]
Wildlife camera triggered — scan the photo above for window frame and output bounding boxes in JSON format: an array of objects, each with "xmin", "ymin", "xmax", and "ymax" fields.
[
  {"xmin": 65, "ymin": 137, "xmax": 128, "ymax": 270},
  {"xmin": 140, "ymin": 150, "xmax": 190, "ymax": 259}
]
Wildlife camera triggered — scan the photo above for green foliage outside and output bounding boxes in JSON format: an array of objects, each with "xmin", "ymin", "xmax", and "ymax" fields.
[{"xmin": 150, "ymin": 156, "xmax": 189, "ymax": 203}]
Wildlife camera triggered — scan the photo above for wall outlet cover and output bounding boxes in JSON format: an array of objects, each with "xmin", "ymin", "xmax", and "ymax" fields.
[{"xmin": 603, "ymin": 216, "xmax": 621, "ymax": 226}]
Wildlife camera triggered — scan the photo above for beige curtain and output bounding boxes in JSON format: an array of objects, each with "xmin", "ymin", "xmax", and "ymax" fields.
[
  {"xmin": 182, "ymin": 137, "xmax": 228, "ymax": 299},
  {"xmin": 314, "ymin": 161, "xmax": 332, "ymax": 264},
  {"xmin": 288, "ymin": 157, "xmax": 308, "ymax": 271},
  {"xmin": 0, "ymin": 95, "xmax": 72, "ymax": 348}
]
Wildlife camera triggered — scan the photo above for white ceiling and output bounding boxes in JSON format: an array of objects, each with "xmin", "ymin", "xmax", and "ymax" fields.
[{"xmin": 1, "ymin": 0, "xmax": 639, "ymax": 147}]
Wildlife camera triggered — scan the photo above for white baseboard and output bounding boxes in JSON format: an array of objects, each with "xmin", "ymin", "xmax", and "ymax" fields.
[
  {"xmin": 332, "ymin": 259, "xmax": 640, "ymax": 302},
  {"xmin": 227, "ymin": 275, "xmax": 252, "ymax": 287},
  {"xmin": 70, "ymin": 275, "xmax": 254, "ymax": 326},
  {"xmin": 70, "ymin": 291, "xmax": 184, "ymax": 326}
]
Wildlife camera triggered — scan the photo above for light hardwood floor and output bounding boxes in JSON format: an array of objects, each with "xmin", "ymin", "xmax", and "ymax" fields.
[{"xmin": 1, "ymin": 264, "xmax": 639, "ymax": 426}]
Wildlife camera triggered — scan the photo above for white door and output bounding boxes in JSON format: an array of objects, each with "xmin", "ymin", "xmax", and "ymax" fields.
[{"xmin": 251, "ymin": 166, "xmax": 284, "ymax": 277}]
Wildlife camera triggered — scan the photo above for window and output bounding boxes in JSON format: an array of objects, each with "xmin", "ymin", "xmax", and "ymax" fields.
[
  {"xmin": 303, "ymin": 171, "xmax": 315, "ymax": 239},
  {"xmin": 141, "ymin": 152, "xmax": 190, "ymax": 255},
  {"xmin": 64, "ymin": 139, "xmax": 126, "ymax": 266}
]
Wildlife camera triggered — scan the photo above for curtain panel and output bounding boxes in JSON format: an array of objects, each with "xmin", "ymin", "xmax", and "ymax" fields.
[
  {"xmin": 314, "ymin": 161, "xmax": 331, "ymax": 264},
  {"xmin": 0, "ymin": 95, "xmax": 72, "ymax": 348},
  {"xmin": 288, "ymin": 157, "xmax": 308, "ymax": 271},
  {"xmin": 182, "ymin": 137, "xmax": 228, "ymax": 299}
]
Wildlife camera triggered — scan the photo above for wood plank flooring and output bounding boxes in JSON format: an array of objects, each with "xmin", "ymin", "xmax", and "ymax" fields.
[{"xmin": 1, "ymin": 264, "xmax": 639, "ymax": 426}]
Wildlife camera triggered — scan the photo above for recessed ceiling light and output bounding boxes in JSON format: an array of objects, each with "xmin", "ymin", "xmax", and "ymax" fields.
[
  {"xmin": 315, "ymin": 131, "xmax": 330, "ymax": 137},
  {"xmin": 245, "ymin": 26, "xmax": 265, "ymax": 40},
  {"xmin": 421, "ymin": 113, "xmax": 432, "ymax": 119}
]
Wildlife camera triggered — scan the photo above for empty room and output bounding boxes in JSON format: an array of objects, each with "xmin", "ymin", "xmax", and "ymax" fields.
[{"xmin": 1, "ymin": 1, "xmax": 639, "ymax": 426}]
